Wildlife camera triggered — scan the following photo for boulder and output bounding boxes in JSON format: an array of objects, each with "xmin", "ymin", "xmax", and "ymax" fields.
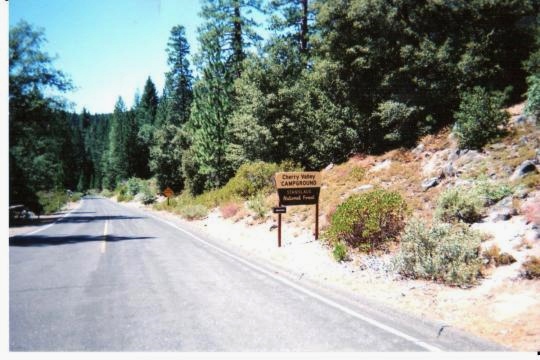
[
  {"xmin": 412, "ymin": 143, "xmax": 425, "ymax": 156},
  {"xmin": 370, "ymin": 159, "xmax": 392, "ymax": 172},
  {"xmin": 487, "ymin": 196, "xmax": 516, "ymax": 222},
  {"xmin": 442, "ymin": 162, "xmax": 456, "ymax": 178},
  {"xmin": 421, "ymin": 177, "xmax": 440, "ymax": 191},
  {"xmin": 352, "ymin": 184, "xmax": 374, "ymax": 193},
  {"xmin": 324, "ymin": 163, "xmax": 334, "ymax": 172},
  {"xmin": 509, "ymin": 160, "xmax": 539, "ymax": 181}
]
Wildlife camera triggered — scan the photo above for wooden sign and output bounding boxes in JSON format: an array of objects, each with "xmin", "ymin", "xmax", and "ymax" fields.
[
  {"xmin": 275, "ymin": 172, "xmax": 321, "ymax": 206},
  {"xmin": 274, "ymin": 172, "xmax": 322, "ymax": 247},
  {"xmin": 163, "ymin": 187, "xmax": 174, "ymax": 198}
]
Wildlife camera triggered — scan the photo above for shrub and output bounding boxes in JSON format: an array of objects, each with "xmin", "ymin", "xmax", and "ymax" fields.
[
  {"xmin": 101, "ymin": 189, "xmax": 113, "ymax": 198},
  {"xmin": 435, "ymin": 187, "xmax": 484, "ymax": 223},
  {"xmin": 247, "ymin": 192, "xmax": 268, "ymax": 219},
  {"xmin": 348, "ymin": 166, "xmax": 366, "ymax": 182},
  {"xmin": 326, "ymin": 189, "xmax": 407, "ymax": 252},
  {"xmin": 220, "ymin": 202, "xmax": 242, "ymax": 219},
  {"xmin": 177, "ymin": 204, "xmax": 208, "ymax": 220},
  {"xmin": 70, "ymin": 192, "xmax": 82, "ymax": 202},
  {"xmin": 117, "ymin": 192, "xmax": 133, "ymax": 202},
  {"xmin": 396, "ymin": 219, "xmax": 483, "ymax": 286},
  {"xmin": 453, "ymin": 87, "xmax": 509, "ymax": 150},
  {"xmin": 126, "ymin": 177, "xmax": 143, "ymax": 196},
  {"xmin": 226, "ymin": 161, "xmax": 280, "ymax": 198},
  {"xmin": 522, "ymin": 256, "xmax": 540, "ymax": 279},
  {"xmin": 37, "ymin": 191, "xmax": 69, "ymax": 215},
  {"xmin": 473, "ymin": 180, "xmax": 513, "ymax": 206},
  {"xmin": 333, "ymin": 242, "xmax": 348, "ymax": 262},
  {"xmin": 525, "ymin": 75, "xmax": 540, "ymax": 118}
]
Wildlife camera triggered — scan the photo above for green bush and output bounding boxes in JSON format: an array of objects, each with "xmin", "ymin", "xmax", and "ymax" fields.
[
  {"xmin": 101, "ymin": 189, "xmax": 113, "ymax": 198},
  {"xmin": 177, "ymin": 204, "xmax": 208, "ymax": 220},
  {"xmin": 70, "ymin": 192, "xmax": 82, "ymax": 202},
  {"xmin": 227, "ymin": 161, "xmax": 280, "ymax": 198},
  {"xmin": 435, "ymin": 187, "xmax": 484, "ymax": 223},
  {"xmin": 326, "ymin": 189, "xmax": 407, "ymax": 252},
  {"xmin": 247, "ymin": 192, "xmax": 268, "ymax": 219},
  {"xmin": 453, "ymin": 87, "xmax": 509, "ymax": 150},
  {"xmin": 333, "ymin": 242, "xmax": 348, "ymax": 262},
  {"xmin": 525, "ymin": 75, "xmax": 540, "ymax": 118},
  {"xmin": 37, "ymin": 191, "xmax": 69, "ymax": 215},
  {"xmin": 126, "ymin": 177, "xmax": 143, "ymax": 196},
  {"xmin": 473, "ymin": 179, "xmax": 513, "ymax": 206},
  {"xmin": 395, "ymin": 218, "xmax": 483, "ymax": 286}
]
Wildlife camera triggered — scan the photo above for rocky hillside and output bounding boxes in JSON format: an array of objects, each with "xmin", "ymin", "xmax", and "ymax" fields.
[{"xmin": 131, "ymin": 102, "xmax": 539, "ymax": 350}]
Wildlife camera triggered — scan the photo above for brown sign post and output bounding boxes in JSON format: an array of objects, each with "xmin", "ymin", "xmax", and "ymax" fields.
[{"xmin": 274, "ymin": 172, "xmax": 322, "ymax": 247}]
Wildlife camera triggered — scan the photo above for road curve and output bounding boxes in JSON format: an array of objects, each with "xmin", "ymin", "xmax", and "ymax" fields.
[{"xmin": 10, "ymin": 196, "xmax": 505, "ymax": 351}]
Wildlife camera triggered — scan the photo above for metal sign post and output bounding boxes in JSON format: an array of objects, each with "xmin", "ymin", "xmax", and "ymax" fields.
[{"xmin": 274, "ymin": 172, "xmax": 322, "ymax": 247}]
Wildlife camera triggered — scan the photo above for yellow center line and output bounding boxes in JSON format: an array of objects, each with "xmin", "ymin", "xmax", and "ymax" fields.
[{"xmin": 100, "ymin": 219, "xmax": 109, "ymax": 253}]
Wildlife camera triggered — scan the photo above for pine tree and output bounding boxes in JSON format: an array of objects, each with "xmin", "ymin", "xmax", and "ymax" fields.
[{"xmin": 149, "ymin": 25, "xmax": 193, "ymax": 191}]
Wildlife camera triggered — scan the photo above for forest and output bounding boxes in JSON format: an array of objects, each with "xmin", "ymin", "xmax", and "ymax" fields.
[{"xmin": 9, "ymin": 0, "xmax": 540, "ymax": 214}]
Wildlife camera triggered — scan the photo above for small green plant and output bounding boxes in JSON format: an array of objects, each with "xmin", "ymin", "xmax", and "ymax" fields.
[
  {"xmin": 333, "ymin": 242, "xmax": 348, "ymax": 262},
  {"xmin": 473, "ymin": 179, "xmax": 513, "ymax": 206},
  {"xmin": 435, "ymin": 187, "xmax": 484, "ymax": 223},
  {"xmin": 348, "ymin": 166, "xmax": 366, "ymax": 182},
  {"xmin": 453, "ymin": 87, "xmax": 509, "ymax": 150},
  {"xmin": 326, "ymin": 189, "xmax": 407, "ymax": 252},
  {"xmin": 247, "ymin": 192, "xmax": 268, "ymax": 219},
  {"xmin": 177, "ymin": 204, "xmax": 208, "ymax": 220},
  {"xmin": 395, "ymin": 218, "xmax": 483, "ymax": 286},
  {"xmin": 522, "ymin": 256, "xmax": 540, "ymax": 279}
]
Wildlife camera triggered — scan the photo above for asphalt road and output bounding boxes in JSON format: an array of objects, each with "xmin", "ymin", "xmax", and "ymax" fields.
[{"xmin": 9, "ymin": 196, "xmax": 505, "ymax": 351}]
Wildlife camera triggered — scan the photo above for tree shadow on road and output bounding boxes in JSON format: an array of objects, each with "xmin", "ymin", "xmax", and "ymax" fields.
[{"xmin": 9, "ymin": 234, "xmax": 156, "ymax": 247}]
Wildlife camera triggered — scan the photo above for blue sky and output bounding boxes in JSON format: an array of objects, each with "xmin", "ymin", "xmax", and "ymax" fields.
[{"xmin": 10, "ymin": 0, "xmax": 204, "ymax": 114}]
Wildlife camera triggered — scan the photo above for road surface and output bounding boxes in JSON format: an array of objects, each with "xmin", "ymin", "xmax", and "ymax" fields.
[{"xmin": 9, "ymin": 196, "xmax": 505, "ymax": 351}]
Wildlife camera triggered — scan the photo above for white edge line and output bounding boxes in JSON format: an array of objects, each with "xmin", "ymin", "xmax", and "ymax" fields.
[
  {"xmin": 22, "ymin": 199, "xmax": 85, "ymax": 237},
  {"xmin": 143, "ymin": 210, "xmax": 442, "ymax": 352}
]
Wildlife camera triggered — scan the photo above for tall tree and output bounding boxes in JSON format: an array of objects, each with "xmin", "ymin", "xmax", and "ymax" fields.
[
  {"xmin": 150, "ymin": 25, "xmax": 193, "ymax": 191},
  {"xmin": 9, "ymin": 21, "xmax": 73, "ymax": 211}
]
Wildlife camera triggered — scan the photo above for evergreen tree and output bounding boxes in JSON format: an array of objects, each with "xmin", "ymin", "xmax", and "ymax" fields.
[{"xmin": 149, "ymin": 25, "xmax": 193, "ymax": 191}]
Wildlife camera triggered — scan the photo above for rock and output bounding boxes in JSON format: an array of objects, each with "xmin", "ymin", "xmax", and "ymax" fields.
[
  {"xmin": 487, "ymin": 196, "xmax": 516, "ymax": 222},
  {"xmin": 489, "ymin": 143, "xmax": 507, "ymax": 150},
  {"xmin": 352, "ymin": 184, "xmax": 374, "ymax": 193},
  {"xmin": 412, "ymin": 143, "xmax": 425, "ymax": 156},
  {"xmin": 509, "ymin": 160, "xmax": 539, "ymax": 181},
  {"xmin": 370, "ymin": 159, "xmax": 392, "ymax": 172},
  {"xmin": 421, "ymin": 177, "xmax": 440, "ymax": 191},
  {"xmin": 269, "ymin": 224, "xmax": 278, "ymax": 231},
  {"xmin": 514, "ymin": 115, "xmax": 527, "ymax": 125},
  {"xmin": 514, "ymin": 186, "xmax": 530, "ymax": 199},
  {"xmin": 448, "ymin": 149, "xmax": 460, "ymax": 162},
  {"xmin": 324, "ymin": 163, "xmax": 334, "ymax": 171},
  {"xmin": 442, "ymin": 162, "xmax": 456, "ymax": 178}
]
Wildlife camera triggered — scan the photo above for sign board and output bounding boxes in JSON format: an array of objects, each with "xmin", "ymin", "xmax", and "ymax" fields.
[
  {"xmin": 273, "ymin": 172, "xmax": 322, "ymax": 247},
  {"xmin": 163, "ymin": 187, "xmax": 174, "ymax": 198},
  {"xmin": 275, "ymin": 172, "xmax": 321, "ymax": 206},
  {"xmin": 272, "ymin": 206, "xmax": 287, "ymax": 214},
  {"xmin": 275, "ymin": 172, "xmax": 322, "ymax": 189}
]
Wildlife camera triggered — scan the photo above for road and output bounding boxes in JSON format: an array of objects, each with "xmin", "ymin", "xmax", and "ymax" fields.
[{"xmin": 10, "ymin": 196, "xmax": 504, "ymax": 351}]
